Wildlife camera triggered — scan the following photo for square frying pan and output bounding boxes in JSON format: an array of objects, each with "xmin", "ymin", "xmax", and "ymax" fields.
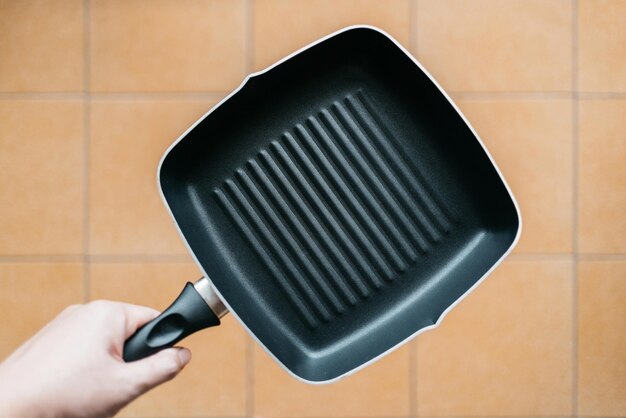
[{"xmin": 123, "ymin": 26, "xmax": 521, "ymax": 383}]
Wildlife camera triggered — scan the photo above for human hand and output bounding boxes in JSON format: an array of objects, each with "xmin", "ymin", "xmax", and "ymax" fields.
[{"xmin": 0, "ymin": 301, "xmax": 191, "ymax": 418}]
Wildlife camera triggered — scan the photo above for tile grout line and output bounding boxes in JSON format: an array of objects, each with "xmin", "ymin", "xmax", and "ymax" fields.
[
  {"xmin": 577, "ymin": 253, "xmax": 626, "ymax": 261},
  {"xmin": 237, "ymin": 416, "xmax": 583, "ymax": 418},
  {"xmin": 450, "ymin": 91, "xmax": 572, "ymax": 100},
  {"xmin": 141, "ymin": 416, "xmax": 247, "ymax": 418},
  {"xmin": 245, "ymin": 0, "xmax": 254, "ymax": 75},
  {"xmin": 0, "ymin": 92, "xmax": 229, "ymax": 101},
  {"xmin": 409, "ymin": 0, "xmax": 418, "ymax": 54},
  {"xmin": 0, "ymin": 92, "xmax": 84, "ymax": 100},
  {"xmin": 577, "ymin": 91, "xmax": 626, "ymax": 100},
  {"xmin": 245, "ymin": 0, "xmax": 255, "ymax": 416},
  {"xmin": 82, "ymin": 0, "xmax": 91, "ymax": 303},
  {"xmin": 0, "ymin": 254, "xmax": 192, "ymax": 262},
  {"xmin": 2, "ymin": 253, "xmax": 625, "ymax": 264},
  {"xmin": 88, "ymin": 254, "xmax": 192, "ymax": 263},
  {"xmin": 415, "ymin": 416, "xmax": 579, "ymax": 418},
  {"xmin": 409, "ymin": 341, "xmax": 417, "ymax": 418},
  {"xmin": 2, "ymin": 91, "xmax": 625, "ymax": 101},
  {"xmin": 0, "ymin": 256, "xmax": 84, "ymax": 263},
  {"xmin": 246, "ymin": 341, "xmax": 254, "ymax": 418},
  {"xmin": 90, "ymin": 92, "xmax": 229, "ymax": 101},
  {"xmin": 572, "ymin": 0, "xmax": 580, "ymax": 415},
  {"xmin": 507, "ymin": 253, "xmax": 574, "ymax": 261}
]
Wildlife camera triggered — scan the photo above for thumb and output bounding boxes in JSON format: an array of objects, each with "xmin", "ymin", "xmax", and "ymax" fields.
[{"xmin": 123, "ymin": 347, "xmax": 191, "ymax": 396}]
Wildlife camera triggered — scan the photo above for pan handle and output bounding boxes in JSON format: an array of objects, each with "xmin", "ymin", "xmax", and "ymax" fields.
[{"xmin": 123, "ymin": 278, "xmax": 226, "ymax": 362}]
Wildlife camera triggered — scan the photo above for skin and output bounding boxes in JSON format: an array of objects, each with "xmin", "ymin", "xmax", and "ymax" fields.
[{"xmin": 0, "ymin": 301, "xmax": 191, "ymax": 418}]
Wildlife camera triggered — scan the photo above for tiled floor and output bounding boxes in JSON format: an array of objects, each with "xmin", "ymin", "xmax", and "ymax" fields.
[
  {"xmin": 89, "ymin": 100, "xmax": 216, "ymax": 255},
  {"xmin": 417, "ymin": 260, "xmax": 574, "ymax": 416},
  {"xmin": 0, "ymin": 1, "xmax": 624, "ymax": 417}
]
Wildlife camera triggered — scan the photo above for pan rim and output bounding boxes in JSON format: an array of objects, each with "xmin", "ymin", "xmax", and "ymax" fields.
[{"xmin": 156, "ymin": 24, "xmax": 522, "ymax": 385}]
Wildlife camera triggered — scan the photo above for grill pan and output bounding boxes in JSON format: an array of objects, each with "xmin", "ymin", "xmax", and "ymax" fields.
[{"xmin": 123, "ymin": 26, "xmax": 521, "ymax": 383}]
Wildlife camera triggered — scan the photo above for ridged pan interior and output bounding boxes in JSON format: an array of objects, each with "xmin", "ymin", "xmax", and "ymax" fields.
[{"xmin": 213, "ymin": 90, "xmax": 456, "ymax": 329}]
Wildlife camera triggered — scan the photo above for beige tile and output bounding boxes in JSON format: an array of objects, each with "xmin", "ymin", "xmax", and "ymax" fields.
[
  {"xmin": 457, "ymin": 99, "xmax": 573, "ymax": 253},
  {"xmin": 579, "ymin": 0, "xmax": 626, "ymax": 92},
  {"xmin": 0, "ymin": 263, "xmax": 83, "ymax": 360},
  {"xmin": 253, "ymin": 343, "xmax": 410, "ymax": 417},
  {"xmin": 90, "ymin": 263, "xmax": 247, "ymax": 417},
  {"xmin": 253, "ymin": 0, "xmax": 410, "ymax": 70},
  {"xmin": 90, "ymin": 0, "xmax": 246, "ymax": 92},
  {"xmin": 416, "ymin": 260, "xmax": 573, "ymax": 416},
  {"xmin": 578, "ymin": 261, "xmax": 626, "ymax": 416},
  {"xmin": 0, "ymin": 101, "xmax": 83, "ymax": 255},
  {"xmin": 417, "ymin": 0, "xmax": 572, "ymax": 92},
  {"xmin": 89, "ymin": 100, "xmax": 214, "ymax": 255},
  {"xmin": 578, "ymin": 100, "xmax": 626, "ymax": 253},
  {"xmin": 0, "ymin": 0, "xmax": 83, "ymax": 92}
]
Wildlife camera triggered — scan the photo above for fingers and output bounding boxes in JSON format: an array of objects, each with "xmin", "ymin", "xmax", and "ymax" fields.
[
  {"xmin": 78, "ymin": 300, "xmax": 160, "ymax": 339},
  {"xmin": 122, "ymin": 348, "xmax": 191, "ymax": 396},
  {"xmin": 118, "ymin": 303, "xmax": 161, "ymax": 338}
]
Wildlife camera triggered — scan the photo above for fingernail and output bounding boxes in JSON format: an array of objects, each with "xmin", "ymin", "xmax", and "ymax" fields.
[{"xmin": 178, "ymin": 348, "xmax": 191, "ymax": 366}]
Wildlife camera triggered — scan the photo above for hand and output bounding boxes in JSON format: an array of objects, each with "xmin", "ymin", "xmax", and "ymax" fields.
[{"xmin": 0, "ymin": 301, "xmax": 191, "ymax": 418}]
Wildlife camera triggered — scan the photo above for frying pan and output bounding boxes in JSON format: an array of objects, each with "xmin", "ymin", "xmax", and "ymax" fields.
[{"xmin": 123, "ymin": 26, "xmax": 521, "ymax": 383}]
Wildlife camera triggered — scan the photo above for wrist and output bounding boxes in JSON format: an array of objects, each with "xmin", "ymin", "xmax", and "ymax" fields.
[
  {"xmin": 0, "ymin": 397, "xmax": 32, "ymax": 418},
  {"xmin": 0, "ymin": 381, "xmax": 42, "ymax": 418}
]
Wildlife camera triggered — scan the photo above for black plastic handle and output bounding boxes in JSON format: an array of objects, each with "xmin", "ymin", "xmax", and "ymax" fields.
[{"xmin": 123, "ymin": 282, "xmax": 220, "ymax": 362}]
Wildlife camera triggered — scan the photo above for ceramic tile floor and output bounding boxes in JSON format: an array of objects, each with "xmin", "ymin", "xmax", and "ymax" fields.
[{"xmin": 0, "ymin": 1, "xmax": 625, "ymax": 417}]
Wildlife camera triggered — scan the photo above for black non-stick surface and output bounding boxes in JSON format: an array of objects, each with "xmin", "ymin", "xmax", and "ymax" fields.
[{"xmin": 160, "ymin": 28, "xmax": 519, "ymax": 382}]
